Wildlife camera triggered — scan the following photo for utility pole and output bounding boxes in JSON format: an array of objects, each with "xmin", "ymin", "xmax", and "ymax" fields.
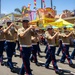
[
  {"xmin": 0, "ymin": 0, "xmax": 1, "ymax": 15},
  {"xmin": 50, "ymin": 0, "xmax": 53, "ymax": 8},
  {"xmin": 41, "ymin": 0, "xmax": 43, "ymax": 8}
]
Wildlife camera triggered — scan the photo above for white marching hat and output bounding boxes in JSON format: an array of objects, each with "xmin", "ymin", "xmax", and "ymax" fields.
[
  {"xmin": 6, "ymin": 19, "xmax": 12, "ymax": 23},
  {"xmin": 0, "ymin": 21, "xmax": 4, "ymax": 26},
  {"xmin": 0, "ymin": 24, "xmax": 3, "ymax": 26},
  {"xmin": 46, "ymin": 25, "xmax": 53, "ymax": 30},
  {"xmin": 22, "ymin": 16, "xmax": 30, "ymax": 21}
]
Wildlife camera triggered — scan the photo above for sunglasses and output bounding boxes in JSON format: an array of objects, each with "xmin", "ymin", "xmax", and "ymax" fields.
[
  {"xmin": 7, "ymin": 22, "xmax": 12, "ymax": 24},
  {"xmin": 22, "ymin": 20, "xmax": 29, "ymax": 23},
  {"xmin": 48, "ymin": 28, "xmax": 53, "ymax": 30},
  {"xmin": 0, "ymin": 26, "xmax": 3, "ymax": 28},
  {"xmin": 73, "ymin": 26, "xmax": 75, "ymax": 28},
  {"xmin": 64, "ymin": 28, "xmax": 67, "ymax": 29}
]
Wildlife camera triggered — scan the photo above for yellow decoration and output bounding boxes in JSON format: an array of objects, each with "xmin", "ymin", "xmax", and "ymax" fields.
[{"xmin": 56, "ymin": 18, "xmax": 74, "ymax": 25}]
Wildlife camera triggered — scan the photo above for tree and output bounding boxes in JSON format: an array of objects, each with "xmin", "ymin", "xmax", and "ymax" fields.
[
  {"xmin": 14, "ymin": 8, "xmax": 22, "ymax": 14},
  {"xmin": 14, "ymin": 6, "xmax": 28, "ymax": 14},
  {"xmin": 62, "ymin": 9, "xmax": 71, "ymax": 17}
]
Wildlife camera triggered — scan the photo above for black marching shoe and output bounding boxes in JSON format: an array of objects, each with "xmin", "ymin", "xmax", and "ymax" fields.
[
  {"xmin": 11, "ymin": 67, "xmax": 15, "ymax": 72},
  {"xmin": 45, "ymin": 65, "xmax": 49, "ymax": 69},
  {"xmin": 35, "ymin": 62, "xmax": 40, "ymax": 66},
  {"xmin": 69, "ymin": 63, "xmax": 74, "ymax": 67},
  {"xmin": 55, "ymin": 69, "xmax": 63, "ymax": 74},
  {"xmin": 56, "ymin": 54, "xmax": 59, "ymax": 56},
  {"xmin": 1, "ymin": 61, "xmax": 4, "ymax": 66}
]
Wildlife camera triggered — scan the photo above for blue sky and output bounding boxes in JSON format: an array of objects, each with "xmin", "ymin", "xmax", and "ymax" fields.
[{"xmin": 1, "ymin": 0, "xmax": 75, "ymax": 14}]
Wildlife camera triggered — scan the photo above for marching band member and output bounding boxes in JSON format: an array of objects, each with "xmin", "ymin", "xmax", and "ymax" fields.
[
  {"xmin": 18, "ymin": 17, "xmax": 35, "ymax": 75},
  {"xmin": 45, "ymin": 25, "xmax": 61, "ymax": 74},
  {"xmin": 59, "ymin": 26, "xmax": 73, "ymax": 66},
  {"xmin": 30, "ymin": 28, "xmax": 40, "ymax": 66},
  {"xmin": 56, "ymin": 27, "xmax": 62, "ymax": 56},
  {"xmin": 71, "ymin": 25, "xmax": 75, "ymax": 59},
  {"xmin": 4, "ymin": 20, "xmax": 17, "ymax": 72},
  {"xmin": 35, "ymin": 28, "xmax": 41, "ymax": 57},
  {"xmin": 0, "ymin": 22, "xmax": 5, "ymax": 65}
]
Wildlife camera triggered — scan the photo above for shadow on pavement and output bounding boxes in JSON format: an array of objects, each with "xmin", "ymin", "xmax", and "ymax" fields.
[
  {"xmin": 45, "ymin": 67, "xmax": 74, "ymax": 75},
  {"xmin": 3, "ymin": 61, "xmax": 17, "ymax": 67},
  {"xmin": 60, "ymin": 69, "xmax": 75, "ymax": 75}
]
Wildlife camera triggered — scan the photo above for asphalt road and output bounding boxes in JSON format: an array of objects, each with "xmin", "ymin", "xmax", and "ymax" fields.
[{"xmin": 0, "ymin": 45, "xmax": 75, "ymax": 75}]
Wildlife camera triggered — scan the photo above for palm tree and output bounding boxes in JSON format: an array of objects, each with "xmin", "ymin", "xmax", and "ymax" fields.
[
  {"xmin": 14, "ymin": 6, "xmax": 28, "ymax": 14},
  {"xmin": 62, "ymin": 9, "xmax": 72, "ymax": 17},
  {"xmin": 14, "ymin": 8, "xmax": 22, "ymax": 14}
]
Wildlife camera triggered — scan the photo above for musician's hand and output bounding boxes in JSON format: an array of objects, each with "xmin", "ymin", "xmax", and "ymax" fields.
[
  {"xmin": 10, "ymin": 23, "xmax": 14, "ymax": 26},
  {"xmin": 56, "ymin": 32, "xmax": 59, "ymax": 35},
  {"xmin": 58, "ymin": 32, "xmax": 60, "ymax": 34},
  {"xmin": 29, "ymin": 25, "xmax": 35, "ymax": 29},
  {"xmin": 63, "ymin": 35, "xmax": 66, "ymax": 37},
  {"xmin": 71, "ymin": 31, "xmax": 73, "ymax": 34}
]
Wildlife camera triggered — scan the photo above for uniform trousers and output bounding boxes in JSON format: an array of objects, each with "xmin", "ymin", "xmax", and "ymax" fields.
[
  {"xmin": 30, "ymin": 44, "xmax": 38, "ymax": 63},
  {"xmin": 56, "ymin": 39, "xmax": 62, "ymax": 55},
  {"xmin": 45, "ymin": 46, "xmax": 59, "ymax": 71},
  {"xmin": 0, "ymin": 41, "xmax": 5, "ymax": 63},
  {"xmin": 71, "ymin": 39, "xmax": 75, "ymax": 59},
  {"xmin": 60, "ymin": 44, "xmax": 73, "ymax": 64},
  {"xmin": 20, "ymin": 47, "xmax": 32, "ymax": 75},
  {"xmin": 5, "ymin": 41, "xmax": 16, "ymax": 69}
]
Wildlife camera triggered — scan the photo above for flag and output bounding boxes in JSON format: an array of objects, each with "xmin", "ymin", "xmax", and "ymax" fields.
[
  {"xmin": 34, "ymin": 0, "xmax": 36, "ymax": 9},
  {"xmin": 22, "ymin": 6, "xmax": 26, "ymax": 15},
  {"xmin": 42, "ymin": 0, "xmax": 46, "ymax": 8},
  {"xmin": 27, "ymin": 3, "xmax": 31, "ymax": 11},
  {"xmin": 44, "ymin": 2, "xmax": 46, "ymax": 8},
  {"xmin": 42, "ymin": 0, "xmax": 44, "ymax": 2}
]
